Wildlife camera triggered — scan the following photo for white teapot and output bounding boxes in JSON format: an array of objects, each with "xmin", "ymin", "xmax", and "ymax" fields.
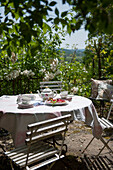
[{"xmin": 37, "ymin": 87, "xmax": 57, "ymax": 100}]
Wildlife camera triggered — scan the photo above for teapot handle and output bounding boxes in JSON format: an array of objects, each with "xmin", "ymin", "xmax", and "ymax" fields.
[{"xmin": 53, "ymin": 90, "xmax": 57, "ymax": 98}]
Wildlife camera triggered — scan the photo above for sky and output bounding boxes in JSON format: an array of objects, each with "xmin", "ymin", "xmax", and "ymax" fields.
[
  {"xmin": 60, "ymin": 29, "xmax": 88, "ymax": 49},
  {"xmin": 0, "ymin": 1, "xmax": 88, "ymax": 49},
  {"xmin": 50, "ymin": 0, "xmax": 88, "ymax": 49}
]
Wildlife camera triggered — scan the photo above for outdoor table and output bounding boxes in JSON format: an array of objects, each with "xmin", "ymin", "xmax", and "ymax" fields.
[{"xmin": 0, "ymin": 94, "xmax": 102, "ymax": 147}]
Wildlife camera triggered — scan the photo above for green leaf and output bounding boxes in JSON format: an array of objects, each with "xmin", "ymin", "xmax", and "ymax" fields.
[
  {"xmin": 60, "ymin": 19, "xmax": 67, "ymax": 25},
  {"xmin": 70, "ymin": 24, "xmax": 76, "ymax": 32},
  {"xmin": 67, "ymin": 25, "xmax": 72, "ymax": 35},
  {"xmin": 49, "ymin": 1, "xmax": 57, "ymax": 6},
  {"xmin": 54, "ymin": 17, "xmax": 60, "ymax": 24},
  {"xmin": 47, "ymin": 18, "xmax": 53, "ymax": 22},
  {"xmin": 55, "ymin": 7, "xmax": 59, "ymax": 17},
  {"xmin": 61, "ymin": 11, "xmax": 68, "ymax": 17},
  {"xmin": 75, "ymin": 20, "xmax": 83, "ymax": 30},
  {"xmin": 46, "ymin": 6, "xmax": 53, "ymax": 12},
  {"xmin": 43, "ymin": 23, "xmax": 51, "ymax": 34}
]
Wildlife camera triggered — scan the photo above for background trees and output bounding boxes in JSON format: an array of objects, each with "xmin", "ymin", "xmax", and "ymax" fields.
[
  {"xmin": 83, "ymin": 34, "xmax": 113, "ymax": 80},
  {"xmin": 0, "ymin": 0, "xmax": 113, "ymax": 96}
]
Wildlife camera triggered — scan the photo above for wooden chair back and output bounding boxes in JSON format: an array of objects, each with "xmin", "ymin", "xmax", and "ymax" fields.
[
  {"xmin": 5, "ymin": 114, "xmax": 71, "ymax": 169},
  {"xmin": 26, "ymin": 114, "xmax": 70, "ymax": 145},
  {"xmin": 40, "ymin": 81, "xmax": 62, "ymax": 92}
]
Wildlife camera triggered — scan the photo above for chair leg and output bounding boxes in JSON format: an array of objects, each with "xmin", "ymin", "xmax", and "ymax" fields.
[
  {"xmin": 107, "ymin": 103, "xmax": 113, "ymax": 120},
  {"xmin": 97, "ymin": 137, "xmax": 113, "ymax": 156},
  {"xmin": 0, "ymin": 144, "xmax": 6, "ymax": 152},
  {"xmin": 100, "ymin": 100, "xmax": 105, "ymax": 117},
  {"xmin": 9, "ymin": 159, "xmax": 15, "ymax": 170},
  {"xmin": 47, "ymin": 162, "xmax": 55, "ymax": 170},
  {"xmin": 82, "ymin": 136, "xmax": 95, "ymax": 154}
]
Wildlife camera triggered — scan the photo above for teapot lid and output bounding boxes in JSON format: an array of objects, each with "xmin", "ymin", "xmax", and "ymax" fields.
[{"xmin": 42, "ymin": 86, "xmax": 52, "ymax": 93}]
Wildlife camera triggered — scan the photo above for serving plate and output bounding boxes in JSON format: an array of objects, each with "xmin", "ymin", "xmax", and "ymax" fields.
[{"xmin": 45, "ymin": 99, "xmax": 68, "ymax": 106}]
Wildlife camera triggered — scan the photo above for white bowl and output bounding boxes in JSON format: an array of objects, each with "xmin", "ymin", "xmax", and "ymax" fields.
[{"xmin": 60, "ymin": 91, "xmax": 68, "ymax": 98}]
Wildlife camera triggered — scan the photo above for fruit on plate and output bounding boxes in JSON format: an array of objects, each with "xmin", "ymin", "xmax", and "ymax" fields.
[{"xmin": 48, "ymin": 98, "xmax": 65, "ymax": 103}]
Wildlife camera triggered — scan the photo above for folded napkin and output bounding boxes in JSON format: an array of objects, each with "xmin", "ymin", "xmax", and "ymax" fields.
[{"xmin": 33, "ymin": 101, "xmax": 45, "ymax": 106}]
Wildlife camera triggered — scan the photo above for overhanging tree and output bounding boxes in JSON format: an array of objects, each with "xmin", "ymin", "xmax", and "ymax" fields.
[{"xmin": 1, "ymin": 0, "xmax": 113, "ymax": 53}]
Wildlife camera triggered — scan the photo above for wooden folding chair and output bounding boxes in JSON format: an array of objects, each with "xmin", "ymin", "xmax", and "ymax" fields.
[
  {"xmin": 40, "ymin": 81, "xmax": 62, "ymax": 92},
  {"xmin": 4, "ymin": 114, "xmax": 71, "ymax": 170},
  {"xmin": 82, "ymin": 117, "xmax": 113, "ymax": 157}
]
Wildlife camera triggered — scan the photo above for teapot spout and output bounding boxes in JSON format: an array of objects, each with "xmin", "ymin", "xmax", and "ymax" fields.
[{"xmin": 37, "ymin": 90, "xmax": 41, "ymax": 97}]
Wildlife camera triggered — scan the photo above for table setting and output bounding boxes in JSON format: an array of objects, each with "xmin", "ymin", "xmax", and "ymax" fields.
[
  {"xmin": 16, "ymin": 87, "xmax": 73, "ymax": 109},
  {"xmin": 0, "ymin": 87, "xmax": 103, "ymax": 148},
  {"xmin": 17, "ymin": 94, "xmax": 45, "ymax": 109}
]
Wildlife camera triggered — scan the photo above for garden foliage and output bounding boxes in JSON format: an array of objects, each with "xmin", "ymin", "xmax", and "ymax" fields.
[{"xmin": 0, "ymin": 0, "xmax": 113, "ymax": 96}]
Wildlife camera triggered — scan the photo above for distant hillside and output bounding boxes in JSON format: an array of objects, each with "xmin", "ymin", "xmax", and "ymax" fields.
[{"xmin": 59, "ymin": 48, "xmax": 85, "ymax": 62}]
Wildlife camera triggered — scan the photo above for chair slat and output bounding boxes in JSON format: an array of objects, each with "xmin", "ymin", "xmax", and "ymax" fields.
[
  {"xmin": 27, "ymin": 122, "xmax": 65, "ymax": 137},
  {"xmin": 40, "ymin": 81, "xmax": 62, "ymax": 92},
  {"xmin": 101, "ymin": 117, "xmax": 113, "ymax": 127},
  {"xmin": 7, "ymin": 143, "xmax": 49, "ymax": 160},
  {"xmin": 40, "ymin": 81, "xmax": 62, "ymax": 85},
  {"xmin": 26, "ymin": 127, "xmax": 66, "ymax": 144},
  {"xmin": 27, "ymin": 114, "xmax": 71, "ymax": 129},
  {"xmin": 14, "ymin": 146, "xmax": 53, "ymax": 163},
  {"xmin": 19, "ymin": 148, "xmax": 59, "ymax": 167},
  {"xmin": 30, "ymin": 155, "xmax": 64, "ymax": 170},
  {"xmin": 99, "ymin": 118, "xmax": 111, "ymax": 128},
  {"xmin": 40, "ymin": 85, "xmax": 61, "ymax": 88},
  {"xmin": 16, "ymin": 147, "xmax": 56, "ymax": 165}
]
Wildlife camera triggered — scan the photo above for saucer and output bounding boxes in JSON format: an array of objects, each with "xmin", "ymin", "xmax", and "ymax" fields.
[{"xmin": 18, "ymin": 103, "xmax": 33, "ymax": 109}]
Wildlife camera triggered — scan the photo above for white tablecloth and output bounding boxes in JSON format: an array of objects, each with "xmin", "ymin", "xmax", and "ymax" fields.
[{"xmin": 0, "ymin": 94, "xmax": 102, "ymax": 147}]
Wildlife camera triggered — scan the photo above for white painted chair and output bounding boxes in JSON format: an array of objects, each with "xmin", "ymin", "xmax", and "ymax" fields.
[
  {"xmin": 4, "ymin": 114, "xmax": 71, "ymax": 170},
  {"xmin": 40, "ymin": 81, "xmax": 62, "ymax": 92},
  {"xmin": 82, "ymin": 114, "xmax": 113, "ymax": 157}
]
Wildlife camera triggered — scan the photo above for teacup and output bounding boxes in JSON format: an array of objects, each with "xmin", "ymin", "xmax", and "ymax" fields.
[
  {"xmin": 60, "ymin": 91, "xmax": 68, "ymax": 98},
  {"xmin": 29, "ymin": 94, "xmax": 36, "ymax": 100},
  {"xmin": 22, "ymin": 94, "xmax": 36, "ymax": 100},
  {"xmin": 22, "ymin": 96, "xmax": 31, "ymax": 104}
]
